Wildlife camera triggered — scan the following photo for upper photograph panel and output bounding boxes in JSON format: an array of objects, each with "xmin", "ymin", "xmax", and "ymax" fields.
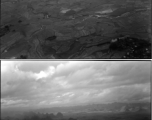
[{"xmin": 1, "ymin": 0, "xmax": 151, "ymax": 59}]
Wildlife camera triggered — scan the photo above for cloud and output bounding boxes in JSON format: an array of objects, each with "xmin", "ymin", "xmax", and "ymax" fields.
[
  {"xmin": 1, "ymin": 61, "xmax": 151, "ymax": 108},
  {"xmin": 17, "ymin": 61, "xmax": 68, "ymax": 73}
]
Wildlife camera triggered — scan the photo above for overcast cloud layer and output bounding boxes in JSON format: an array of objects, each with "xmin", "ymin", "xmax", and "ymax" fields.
[{"xmin": 1, "ymin": 61, "xmax": 151, "ymax": 109}]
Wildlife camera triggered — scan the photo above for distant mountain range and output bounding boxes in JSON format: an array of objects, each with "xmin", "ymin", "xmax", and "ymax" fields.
[
  {"xmin": 35, "ymin": 102, "xmax": 151, "ymax": 114},
  {"xmin": 1, "ymin": 102, "xmax": 150, "ymax": 119}
]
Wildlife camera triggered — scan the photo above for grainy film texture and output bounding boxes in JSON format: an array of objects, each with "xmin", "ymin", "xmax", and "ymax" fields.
[
  {"xmin": 1, "ymin": 61, "xmax": 151, "ymax": 120},
  {"xmin": 0, "ymin": 0, "xmax": 151, "ymax": 59}
]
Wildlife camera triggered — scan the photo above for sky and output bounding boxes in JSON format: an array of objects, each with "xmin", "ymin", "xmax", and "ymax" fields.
[{"xmin": 1, "ymin": 61, "xmax": 151, "ymax": 109}]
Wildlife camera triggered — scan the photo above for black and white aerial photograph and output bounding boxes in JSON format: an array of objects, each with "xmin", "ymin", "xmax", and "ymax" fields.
[
  {"xmin": 0, "ymin": 0, "xmax": 151, "ymax": 59},
  {"xmin": 1, "ymin": 61, "xmax": 151, "ymax": 120}
]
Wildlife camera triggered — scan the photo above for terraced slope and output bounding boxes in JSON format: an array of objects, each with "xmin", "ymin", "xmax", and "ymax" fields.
[{"xmin": 0, "ymin": 0, "xmax": 151, "ymax": 59}]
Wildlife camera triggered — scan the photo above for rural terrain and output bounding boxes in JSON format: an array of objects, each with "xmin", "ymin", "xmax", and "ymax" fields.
[
  {"xmin": 1, "ymin": 102, "xmax": 151, "ymax": 120},
  {"xmin": 0, "ymin": 0, "xmax": 151, "ymax": 59}
]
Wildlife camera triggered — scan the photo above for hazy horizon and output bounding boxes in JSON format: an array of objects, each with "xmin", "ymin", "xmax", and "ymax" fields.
[{"xmin": 1, "ymin": 61, "xmax": 151, "ymax": 110}]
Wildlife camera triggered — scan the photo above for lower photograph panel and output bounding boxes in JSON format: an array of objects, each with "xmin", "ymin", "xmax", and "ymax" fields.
[{"xmin": 1, "ymin": 61, "xmax": 151, "ymax": 120}]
